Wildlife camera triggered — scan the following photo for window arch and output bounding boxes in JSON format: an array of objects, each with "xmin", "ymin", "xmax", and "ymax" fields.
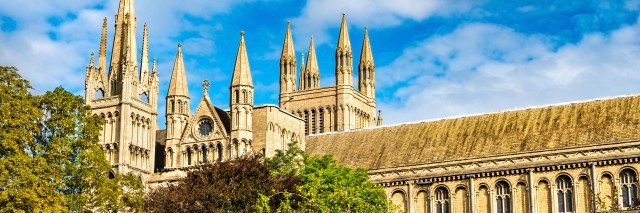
[
  {"xmin": 235, "ymin": 90, "xmax": 239, "ymax": 103},
  {"xmin": 621, "ymin": 169, "xmax": 638, "ymax": 208},
  {"xmin": 186, "ymin": 147, "xmax": 192, "ymax": 166},
  {"xmin": 242, "ymin": 90, "xmax": 247, "ymax": 103},
  {"xmin": 140, "ymin": 92, "xmax": 149, "ymax": 102},
  {"xmin": 496, "ymin": 181, "xmax": 511, "ymax": 213},
  {"xmin": 434, "ymin": 187, "xmax": 449, "ymax": 213},
  {"xmin": 95, "ymin": 88, "xmax": 105, "ymax": 98},
  {"xmin": 202, "ymin": 144, "xmax": 207, "ymax": 163},
  {"xmin": 556, "ymin": 175, "xmax": 573, "ymax": 213},
  {"xmin": 217, "ymin": 143, "xmax": 223, "ymax": 161}
]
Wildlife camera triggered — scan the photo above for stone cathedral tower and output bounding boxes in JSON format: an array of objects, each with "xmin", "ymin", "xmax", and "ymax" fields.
[
  {"xmin": 278, "ymin": 13, "xmax": 378, "ymax": 135},
  {"xmin": 84, "ymin": 0, "xmax": 159, "ymax": 178},
  {"xmin": 229, "ymin": 32, "xmax": 254, "ymax": 156}
]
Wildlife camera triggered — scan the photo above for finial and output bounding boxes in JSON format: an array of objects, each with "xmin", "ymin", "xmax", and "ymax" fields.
[
  {"xmin": 365, "ymin": 26, "xmax": 368, "ymax": 30},
  {"xmin": 91, "ymin": 52, "xmax": 95, "ymax": 57},
  {"xmin": 202, "ymin": 80, "xmax": 211, "ymax": 93},
  {"xmin": 287, "ymin": 20, "xmax": 291, "ymax": 24},
  {"xmin": 178, "ymin": 43, "xmax": 182, "ymax": 48},
  {"xmin": 241, "ymin": 31, "xmax": 245, "ymax": 37},
  {"xmin": 342, "ymin": 11, "xmax": 346, "ymax": 16}
]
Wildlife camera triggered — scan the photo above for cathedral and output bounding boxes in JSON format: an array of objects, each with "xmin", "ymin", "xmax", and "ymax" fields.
[{"xmin": 85, "ymin": 0, "xmax": 640, "ymax": 212}]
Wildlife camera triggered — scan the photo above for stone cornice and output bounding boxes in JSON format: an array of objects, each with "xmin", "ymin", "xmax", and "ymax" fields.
[{"xmin": 370, "ymin": 139, "xmax": 640, "ymax": 186}]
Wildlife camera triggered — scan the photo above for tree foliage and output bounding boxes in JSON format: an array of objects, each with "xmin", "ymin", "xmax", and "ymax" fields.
[
  {"xmin": 144, "ymin": 155, "xmax": 302, "ymax": 212},
  {"xmin": 261, "ymin": 142, "xmax": 390, "ymax": 213},
  {"xmin": 0, "ymin": 66, "xmax": 143, "ymax": 212}
]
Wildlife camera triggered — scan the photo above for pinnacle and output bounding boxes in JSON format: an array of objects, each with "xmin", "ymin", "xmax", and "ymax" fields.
[
  {"xmin": 167, "ymin": 43, "xmax": 189, "ymax": 97},
  {"xmin": 231, "ymin": 32, "xmax": 253, "ymax": 87}
]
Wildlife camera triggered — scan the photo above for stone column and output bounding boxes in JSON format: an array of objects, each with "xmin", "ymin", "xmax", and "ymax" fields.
[
  {"xmin": 528, "ymin": 168, "xmax": 535, "ymax": 213},
  {"xmin": 468, "ymin": 175, "xmax": 475, "ymax": 213},
  {"xmin": 590, "ymin": 163, "xmax": 598, "ymax": 212}
]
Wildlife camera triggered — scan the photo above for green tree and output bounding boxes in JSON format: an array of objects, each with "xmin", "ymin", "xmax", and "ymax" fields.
[
  {"xmin": 0, "ymin": 66, "xmax": 143, "ymax": 212},
  {"xmin": 143, "ymin": 155, "xmax": 302, "ymax": 213},
  {"xmin": 262, "ymin": 142, "xmax": 390, "ymax": 213}
]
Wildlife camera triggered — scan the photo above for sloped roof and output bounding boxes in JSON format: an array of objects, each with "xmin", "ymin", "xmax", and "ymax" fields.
[{"xmin": 306, "ymin": 95, "xmax": 640, "ymax": 170}]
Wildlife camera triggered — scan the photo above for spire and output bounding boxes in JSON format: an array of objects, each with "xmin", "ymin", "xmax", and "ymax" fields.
[
  {"xmin": 306, "ymin": 36, "xmax": 320, "ymax": 88},
  {"xmin": 359, "ymin": 27, "xmax": 374, "ymax": 65},
  {"xmin": 231, "ymin": 32, "xmax": 253, "ymax": 87},
  {"xmin": 140, "ymin": 22, "xmax": 150, "ymax": 79},
  {"xmin": 281, "ymin": 21, "xmax": 295, "ymax": 60},
  {"xmin": 167, "ymin": 43, "xmax": 189, "ymax": 97},
  {"xmin": 336, "ymin": 12, "xmax": 351, "ymax": 51},
  {"xmin": 97, "ymin": 17, "xmax": 108, "ymax": 75},
  {"xmin": 89, "ymin": 52, "xmax": 95, "ymax": 67},
  {"xmin": 358, "ymin": 27, "xmax": 375, "ymax": 98},
  {"xmin": 279, "ymin": 21, "xmax": 297, "ymax": 98},
  {"xmin": 151, "ymin": 57, "xmax": 157, "ymax": 76},
  {"xmin": 377, "ymin": 110, "xmax": 383, "ymax": 126},
  {"xmin": 109, "ymin": 0, "xmax": 138, "ymax": 76},
  {"xmin": 335, "ymin": 13, "xmax": 353, "ymax": 86}
]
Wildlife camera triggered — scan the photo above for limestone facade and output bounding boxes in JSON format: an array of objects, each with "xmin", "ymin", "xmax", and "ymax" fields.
[
  {"xmin": 278, "ymin": 15, "xmax": 381, "ymax": 134},
  {"xmin": 84, "ymin": 2, "xmax": 640, "ymax": 212},
  {"xmin": 85, "ymin": 0, "xmax": 305, "ymax": 186},
  {"xmin": 307, "ymin": 94, "xmax": 640, "ymax": 212}
]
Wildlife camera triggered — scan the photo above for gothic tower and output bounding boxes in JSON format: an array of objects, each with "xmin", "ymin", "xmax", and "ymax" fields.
[
  {"xmin": 165, "ymin": 44, "xmax": 190, "ymax": 168},
  {"xmin": 358, "ymin": 27, "xmax": 375, "ymax": 99},
  {"xmin": 300, "ymin": 36, "xmax": 320, "ymax": 90},
  {"xmin": 229, "ymin": 32, "xmax": 254, "ymax": 158},
  {"xmin": 279, "ymin": 21, "xmax": 296, "ymax": 108},
  {"xmin": 335, "ymin": 13, "xmax": 354, "ymax": 131},
  {"xmin": 85, "ymin": 0, "xmax": 159, "ymax": 177},
  {"xmin": 335, "ymin": 13, "xmax": 353, "ymax": 87}
]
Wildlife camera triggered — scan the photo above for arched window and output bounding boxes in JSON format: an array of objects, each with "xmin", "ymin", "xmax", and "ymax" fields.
[
  {"xmin": 556, "ymin": 176, "xmax": 573, "ymax": 212},
  {"xmin": 621, "ymin": 169, "xmax": 638, "ymax": 208},
  {"xmin": 434, "ymin": 187, "xmax": 449, "ymax": 213},
  {"xmin": 496, "ymin": 181, "xmax": 511, "ymax": 213},
  {"xmin": 140, "ymin": 92, "xmax": 148, "ymax": 102},
  {"xmin": 319, "ymin": 108, "xmax": 324, "ymax": 133},
  {"xmin": 95, "ymin": 88, "xmax": 105, "ymax": 98},
  {"xmin": 170, "ymin": 100, "xmax": 174, "ymax": 113},
  {"xmin": 311, "ymin": 109, "xmax": 317, "ymax": 134},
  {"xmin": 202, "ymin": 145, "xmax": 207, "ymax": 163},
  {"xmin": 304, "ymin": 111, "xmax": 309, "ymax": 135},
  {"xmin": 233, "ymin": 141, "xmax": 239, "ymax": 158},
  {"xmin": 242, "ymin": 90, "xmax": 247, "ymax": 103},
  {"xmin": 235, "ymin": 90, "xmax": 239, "ymax": 103},
  {"xmin": 186, "ymin": 147, "xmax": 192, "ymax": 166},
  {"xmin": 217, "ymin": 143, "xmax": 223, "ymax": 161}
]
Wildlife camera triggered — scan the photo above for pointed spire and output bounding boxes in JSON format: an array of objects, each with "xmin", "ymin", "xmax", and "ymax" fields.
[
  {"xmin": 231, "ymin": 32, "xmax": 253, "ymax": 86},
  {"xmin": 89, "ymin": 52, "xmax": 95, "ymax": 67},
  {"xmin": 109, "ymin": 0, "xmax": 138, "ymax": 75},
  {"xmin": 152, "ymin": 57, "xmax": 157, "ymax": 76},
  {"xmin": 359, "ymin": 27, "xmax": 374, "ymax": 65},
  {"xmin": 377, "ymin": 110, "xmax": 383, "ymax": 126},
  {"xmin": 140, "ymin": 22, "xmax": 150, "ymax": 78},
  {"xmin": 336, "ymin": 12, "xmax": 351, "ymax": 51},
  {"xmin": 306, "ymin": 36, "xmax": 320, "ymax": 86},
  {"xmin": 335, "ymin": 13, "xmax": 353, "ymax": 86},
  {"xmin": 167, "ymin": 43, "xmax": 189, "ymax": 97},
  {"xmin": 97, "ymin": 17, "xmax": 107, "ymax": 75},
  {"xmin": 281, "ymin": 21, "xmax": 296, "ymax": 60}
]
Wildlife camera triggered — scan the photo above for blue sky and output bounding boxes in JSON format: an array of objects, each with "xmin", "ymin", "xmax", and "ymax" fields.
[{"xmin": 2, "ymin": 0, "xmax": 640, "ymax": 128}]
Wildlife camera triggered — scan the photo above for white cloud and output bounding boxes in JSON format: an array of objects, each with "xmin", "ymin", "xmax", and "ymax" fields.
[
  {"xmin": 290, "ymin": 0, "xmax": 483, "ymax": 47},
  {"xmin": 378, "ymin": 19, "xmax": 640, "ymax": 124}
]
